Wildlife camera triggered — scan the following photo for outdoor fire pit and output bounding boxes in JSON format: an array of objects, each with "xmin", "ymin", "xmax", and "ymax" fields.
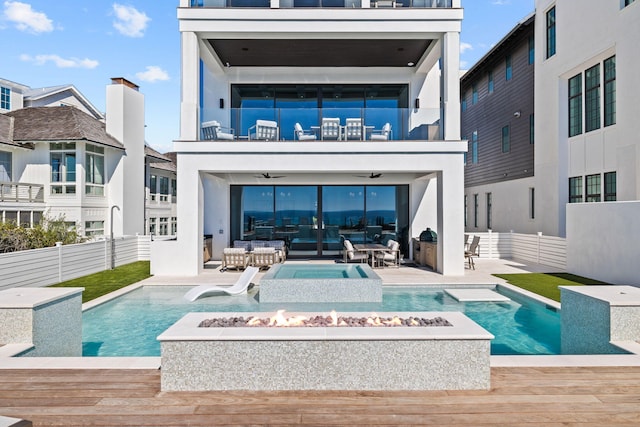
[{"xmin": 158, "ymin": 311, "xmax": 493, "ymax": 391}]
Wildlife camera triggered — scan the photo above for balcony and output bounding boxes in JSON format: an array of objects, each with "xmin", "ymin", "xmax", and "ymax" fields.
[
  {"xmin": 200, "ymin": 108, "xmax": 442, "ymax": 142},
  {"xmin": 0, "ymin": 182, "xmax": 45, "ymax": 203},
  {"xmin": 189, "ymin": 0, "xmax": 453, "ymax": 8}
]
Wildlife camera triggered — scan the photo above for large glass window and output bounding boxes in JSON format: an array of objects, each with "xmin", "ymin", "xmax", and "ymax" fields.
[
  {"xmin": 585, "ymin": 64, "xmax": 601, "ymax": 133},
  {"xmin": 568, "ymin": 74, "xmax": 583, "ymax": 137},
  {"xmin": 586, "ymin": 174, "xmax": 601, "ymax": 202},
  {"xmin": 604, "ymin": 56, "xmax": 616, "ymax": 127},
  {"xmin": 85, "ymin": 144, "xmax": 104, "ymax": 196},
  {"xmin": 50, "ymin": 143, "xmax": 76, "ymax": 194},
  {"xmin": 0, "ymin": 86, "xmax": 10, "ymax": 110},
  {"xmin": 604, "ymin": 172, "xmax": 616, "ymax": 201},
  {"xmin": 0, "ymin": 151, "xmax": 11, "ymax": 182},
  {"xmin": 569, "ymin": 177, "xmax": 583, "ymax": 203},
  {"xmin": 546, "ymin": 6, "xmax": 556, "ymax": 58}
]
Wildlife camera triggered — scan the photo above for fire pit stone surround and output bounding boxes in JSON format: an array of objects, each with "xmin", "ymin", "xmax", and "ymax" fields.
[{"xmin": 158, "ymin": 311, "xmax": 493, "ymax": 391}]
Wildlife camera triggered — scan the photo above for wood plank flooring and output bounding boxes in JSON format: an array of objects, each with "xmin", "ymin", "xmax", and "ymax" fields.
[{"xmin": 0, "ymin": 367, "xmax": 639, "ymax": 426}]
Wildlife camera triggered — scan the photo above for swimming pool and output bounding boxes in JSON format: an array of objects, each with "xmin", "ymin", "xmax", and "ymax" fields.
[{"xmin": 82, "ymin": 285, "xmax": 561, "ymax": 357}]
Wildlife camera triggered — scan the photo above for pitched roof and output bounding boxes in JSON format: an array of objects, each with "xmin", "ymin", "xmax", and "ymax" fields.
[
  {"xmin": 145, "ymin": 145, "xmax": 171, "ymax": 162},
  {"xmin": 23, "ymin": 84, "xmax": 104, "ymax": 120},
  {"xmin": 5, "ymin": 106, "xmax": 124, "ymax": 150}
]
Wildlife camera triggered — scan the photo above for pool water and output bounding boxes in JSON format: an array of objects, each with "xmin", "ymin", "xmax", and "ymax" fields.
[
  {"xmin": 269, "ymin": 264, "xmax": 369, "ymax": 279},
  {"xmin": 82, "ymin": 285, "xmax": 561, "ymax": 357}
]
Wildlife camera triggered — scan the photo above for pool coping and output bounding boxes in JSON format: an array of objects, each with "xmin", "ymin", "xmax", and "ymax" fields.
[{"xmin": 1, "ymin": 281, "xmax": 639, "ymax": 369}]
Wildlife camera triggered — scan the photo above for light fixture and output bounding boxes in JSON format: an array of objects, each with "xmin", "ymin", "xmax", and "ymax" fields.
[
  {"xmin": 407, "ymin": 62, "xmax": 415, "ymax": 67},
  {"xmin": 225, "ymin": 62, "xmax": 230, "ymax": 68},
  {"xmin": 415, "ymin": 98, "xmax": 420, "ymax": 109},
  {"xmin": 513, "ymin": 111, "xmax": 521, "ymax": 118},
  {"xmin": 219, "ymin": 98, "xmax": 224, "ymax": 109}
]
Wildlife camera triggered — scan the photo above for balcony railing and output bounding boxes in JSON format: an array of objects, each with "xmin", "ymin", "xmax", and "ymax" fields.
[
  {"xmin": 189, "ymin": 0, "xmax": 453, "ymax": 8},
  {"xmin": 200, "ymin": 107, "xmax": 441, "ymax": 142},
  {"xmin": 0, "ymin": 182, "xmax": 45, "ymax": 203}
]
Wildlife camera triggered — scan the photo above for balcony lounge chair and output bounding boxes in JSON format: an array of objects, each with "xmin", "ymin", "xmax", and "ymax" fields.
[
  {"xmin": 343, "ymin": 239, "xmax": 368, "ymax": 264},
  {"xmin": 344, "ymin": 118, "xmax": 363, "ymax": 141},
  {"xmin": 294, "ymin": 123, "xmax": 317, "ymax": 141},
  {"xmin": 183, "ymin": 266, "xmax": 259, "ymax": 302},
  {"xmin": 201, "ymin": 120, "xmax": 235, "ymax": 141},
  {"xmin": 465, "ymin": 235, "xmax": 480, "ymax": 270},
  {"xmin": 369, "ymin": 122, "xmax": 392, "ymax": 141},
  {"xmin": 375, "ymin": 239, "xmax": 400, "ymax": 268},
  {"xmin": 249, "ymin": 119, "xmax": 279, "ymax": 141},
  {"xmin": 321, "ymin": 117, "xmax": 341, "ymax": 140},
  {"xmin": 222, "ymin": 247, "xmax": 251, "ymax": 270}
]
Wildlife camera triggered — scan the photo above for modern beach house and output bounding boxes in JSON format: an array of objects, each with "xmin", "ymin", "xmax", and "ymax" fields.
[{"xmin": 151, "ymin": 0, "xmax": 466, "ymax": 276}]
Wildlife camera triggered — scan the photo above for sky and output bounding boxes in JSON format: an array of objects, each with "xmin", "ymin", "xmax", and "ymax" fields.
[{"xmin": 0, "ymin": 0, "xmax": 534, "ymax": 154}]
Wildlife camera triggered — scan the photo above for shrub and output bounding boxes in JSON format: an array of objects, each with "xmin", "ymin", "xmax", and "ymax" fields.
[{"xmin": 0, "ymin": 216, "xmax": 85, "ymax": 254}]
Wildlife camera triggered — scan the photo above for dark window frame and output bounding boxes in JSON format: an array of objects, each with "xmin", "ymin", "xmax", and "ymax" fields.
[
  {"xmin": 584, "ymin": 64, "xmax": 601, "ymax": 133},
  {"xmin": 546, "ymin": 6, "xmax": 556, "ymax": 58},
  {"xmin": 568, "ymin": 73, "xmax": 583, "ymax": 137},
  {"xmin": 604, "ymin": 55, "xmax": 616, "ymax": 127}
]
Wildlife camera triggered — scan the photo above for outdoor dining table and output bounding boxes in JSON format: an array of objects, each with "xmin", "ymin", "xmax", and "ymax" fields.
[{"xmin": 353, "ymin": 243, "xmax": 388, "ymax": 268}]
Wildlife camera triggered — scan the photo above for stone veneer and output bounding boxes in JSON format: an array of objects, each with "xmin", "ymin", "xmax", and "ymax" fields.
[
  {"xmin": 561, "ymin": 285, "xmax": 640, "ymax": 354},
  {"xmin": 158, "ymin": 311, "xmax": 493, "ymax": 391},
  {"xmin": 0, "ymin": 288, "xmax": 83, "ymax": 357}
]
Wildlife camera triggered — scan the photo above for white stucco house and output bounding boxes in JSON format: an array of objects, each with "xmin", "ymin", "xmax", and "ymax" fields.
[{"xmin": 151, "ymin": 0, "xmax": 466, "ymax": 276}]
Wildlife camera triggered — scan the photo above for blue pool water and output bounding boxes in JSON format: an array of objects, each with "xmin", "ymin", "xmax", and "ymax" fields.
[
  {"xmin": 82, "ymin": 285, "xmax": 562, "ymax": 357},
  {"xmin": 270, "ymin": 263, "xmax": 369, "ymax": 279}
]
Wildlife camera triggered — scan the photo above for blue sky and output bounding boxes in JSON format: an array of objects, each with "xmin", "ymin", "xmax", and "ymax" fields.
[{"xmin": 0, "ymin": 0, "xmax": 534, "ymax": 153}]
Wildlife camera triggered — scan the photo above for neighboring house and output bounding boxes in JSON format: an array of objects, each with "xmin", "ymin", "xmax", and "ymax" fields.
[
  {"xmin": 151, "ymin": 0, "xmax": 466, "ymax": 276},
  {"xmin": 461, "ymin": 13, "xmax": 535, "ymax": 234},
  {"xmin": 0, "ymin": 78, "xmax": 147, "ymax": 238},
  {"xmin": 145, "ymin": 146, "xmax": 177, "ymax": 237}
]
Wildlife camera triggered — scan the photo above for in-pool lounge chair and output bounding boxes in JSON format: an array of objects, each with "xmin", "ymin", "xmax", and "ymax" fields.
[{"xmin": 183, "ymin": 266, "xmax": 259, "ymax": 302}]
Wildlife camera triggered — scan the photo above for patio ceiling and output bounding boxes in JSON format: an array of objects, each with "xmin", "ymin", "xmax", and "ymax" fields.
[{"xmin": 208, "ymin": 39, "xmax": 433, "ymax": 67}]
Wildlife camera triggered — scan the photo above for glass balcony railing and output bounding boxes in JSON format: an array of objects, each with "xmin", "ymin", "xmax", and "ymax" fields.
[
  {"xmin": 189, "ymin": 0, "xmax": 452, "ymax": 8},
  {"xmin": 199, "ymin": 108, "xmax": 441, "ymax": 141}
]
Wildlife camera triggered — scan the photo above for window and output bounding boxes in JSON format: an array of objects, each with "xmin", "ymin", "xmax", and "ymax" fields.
[
  {"xmin": 171, "ymin": 179, "xmax": 177, "ymax": 197},
  {"xmin": 529, "ymin": 188, "xmax": 535, "ymax": 219},
  {"xmin": 0, "ymin": 151, "xmax": 11, "ymax": 182},
  {"xmin": 486, "ymin": 192, "xmax": 492, "ymax": 229},
  {"xmin": 159, "ymin": 176, "xmax": 169, "ymax": 201},
  {"xmin": 501, "ymin": 125, "xmax": 510, "ymax": 153},
  {"xmin": 50, "ymin": 143, "xmax": 76, "ymax": 194},
  {"xmin": 604, "ymin": 172, "xmax": 617, "ymax": 201},
  {"xmin": 529, "ymin": 114, "xmax": 535, "ymax": 144},
  {"xmin": 569, "ymin": 177, "xmax": 583, "ymax": 203},
  {"xmin": 604, "ymin": 56, "xmax": 616, "ymax": 127},
  {"xmin": 159, "ymin": 217, "xmax": 168, "ymax": 235},
  {"xmin": 546, "ymin": 6, "xmax": 556, "ymax": 58},
  {"xmin": 464, "ymin": 195, "xmax": 467, "ymax": 228},
  {"xmin": 528, "ymin": 35, "xmax": 535, "ymax": 64},
  {"xmin": 461, "ymin": 93, "xmax": 467, "ymax": 112},
  {"xmin": 471, "ymin": 131, "xmax": 478, "ymax": 164},
  {"xmin": 585, "ymin": 64, "xmax": 601, "ymax": 133},
  {"xmin": 463, "ymin": 135, "xmax": 467, "ymax": 165},
  {"xmin": 171, "ymin": 217, "xmax": 177, "ymax": 235},
  {"xmin": 505, "ymin": 55, "xmax": 512, "ymax": 81},
  {"xmin": 85, "ymin": 221, "xmax": 104, "ymax": 237},
  {"xmin": 85, "ymin": 144, "xmax": 105, "ymax": 196},
  {"xmin": 586, "ymin": 174, "xmax": 601, "ymax": 202},
  {"xmin": 473, "ymin": 194, "xmax": 479, "ymax": 228},
  {"xmin": 150, "ymin": 174, "xmax": 157, "ymax": 193},
  {"xmin": 472, "ymin": 84, "xmax": 478, "ymax": 105},
  {"xmin": 0, "ymin": 86, "xmax": 10, "ymax": 110},
  {"xmin": 149, "ymin": 217, "xmax": 156, "ymax": 235},
  {"xmin": 568, "ymin": 74, "xmax": 583, "ymax": 137},
  {"xmin": 487, "ymin": 70, "xmax": 494, "ymax": 93},
  {"xmin": 625, "ymin": 0, "xmax": 635, "ymax": 6}
]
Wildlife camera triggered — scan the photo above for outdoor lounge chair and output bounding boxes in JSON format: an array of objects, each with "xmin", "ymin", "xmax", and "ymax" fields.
[
  {"xmin": 294, "ymin": 122, "xmax": 317, "ymax": 141},
  {"xmin": 201, "ymin": 120, "xmax": 235, "ymax": 141},
  {"xmin": 251, "ymin": 247, "xmax": 277, "ymax": 269},
  {"xmin": 369, "ymin": 122, "xmax": 392, "ymax": 141},
  {"xmin": 344, "ymin": 118, "xmax": 363, "ymax": 141},
  {"xmin": 465, "ymin": 235, "xmax": 480, "ymax": 270},
  {"xmin": 249, "ymin": 119, "xmax": 279, "ymax": 141},
  {"xmin": 183, "ymin": 266, "xmax": 259, "ymax": 301},
  {"xmin": 343, "ymin": 239, "xmax": 368, "ymax": 264},
  {"xmin": 222, "ymin": 247, "xmax": 251, "ymax": 270},
  {"xmin": 321, "ymin": 117, "xmax": 341, "ymax": 140},
  {"xmin": 375, "ymin": 239, "xmax": 400, "ymax": 268}
]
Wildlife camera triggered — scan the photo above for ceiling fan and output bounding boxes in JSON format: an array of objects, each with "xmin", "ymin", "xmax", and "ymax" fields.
[
  {"xmin": 254, "ymin": 173, "xmax": 286, "ymax": 179},
  {"xmin": 354, "ymin": 173, "xmax": 383, "ymax": 179}
]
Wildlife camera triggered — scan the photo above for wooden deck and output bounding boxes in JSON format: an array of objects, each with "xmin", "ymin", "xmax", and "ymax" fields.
[{"xmin": 1, "ymin": 367, "xmax": 640, "ymax": 426}]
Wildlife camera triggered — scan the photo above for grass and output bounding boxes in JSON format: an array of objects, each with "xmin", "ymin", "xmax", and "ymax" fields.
[
  {"xmin": 50, "ymin": 261, "xmax": 151, "ymax": 303},
  {"xmin": 493, "ymin": 272, "xmax": 609, "ymax": 302}
]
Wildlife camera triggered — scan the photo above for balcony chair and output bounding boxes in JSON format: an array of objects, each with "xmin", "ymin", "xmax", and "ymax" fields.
[
  {"xmin": 321, "ymin": 117, "xmax": 341, "ymax": 140},
  {"xmin": 249, "ymin": 119, "xmax": 279, "ymax": 141},
  {"xmin": 251, "ymin": 247, "xmax": 278, "ymax": 269},
  {"xmin": 375, "ymin": 239, "xmax": 400, "ymax": 268},
  {"xmin": 222, "ymin": 247, "xmax": 251, "ymax": 271},
  {"xmin": 294, "ymin": 122, "xmax": 317, "ymax": 141},
  {"xmin": 369, "ymin": 122, "xmax": 392, "ymax": 141},
  {"xmin": 344, "ymin": 118, "xmax": 363, "ymax": 141},
  {"xmin": 343, "ymin": 239, "xmax": 368, "ymax": 264},
  {"xmin": 465, "ymin": 235, "xmax": 480, "ymax": 270},
  {"xmin": 201, "ymin": 120, "xmax": 235, "ymax": 141}
]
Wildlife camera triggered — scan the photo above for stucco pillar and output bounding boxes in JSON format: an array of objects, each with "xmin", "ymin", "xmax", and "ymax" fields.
[
  {"xmin": 181, "ymin": 31, "xmax": 200, "ymax": 141},
  {"xmin": 176, "ymin": 156, "xmax": 204, "ymax": 275},
  {"xmin": 441, "ymin": 31, "xmax": 461, "ymax": 141},
  {"xmin": 437, "ymin": 160, "xmax": 465, "ymax": 275}
]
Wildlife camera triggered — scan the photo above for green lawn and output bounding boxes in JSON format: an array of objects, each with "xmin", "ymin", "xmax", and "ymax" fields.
[
  {"xmin": 493, "ymin": 272, "xmax": 609, "ymax": 302},
  {"xmin": 50, "ymin": 261, "xmax": 151, "ymax": 303}
]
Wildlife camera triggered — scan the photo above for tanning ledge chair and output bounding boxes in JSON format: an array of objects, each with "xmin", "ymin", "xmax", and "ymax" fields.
[
  {"xmin": 294, "ymin": 122, "xmax": 317, "ymax": 141},
  {"xmin": 321, "ymin": 117, "xmax": 341, "ymax": 140},
  {"xmin": 344, "ymin": 118, "xmax": 363, "ymax": 141},
  {"xmin": 183, "ymin": 266, "xmax": 259, "ymax": 301},
  {"xmin": 465, "ymin": 235, "xmax": 481, "ymax": 270},
  {"xmin": 249, "ymin": 120, "xmax": 279, "ymax": 141},
  {"xmin": 369, "ymin": 123, "xmax": 392, "ymax": 141},
  {"xmin": 201, "ymin": 120, "xmax": 235, "ymax": 141}
]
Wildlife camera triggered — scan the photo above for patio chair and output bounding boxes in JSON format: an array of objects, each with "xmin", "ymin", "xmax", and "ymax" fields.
[
  {"xmin": 201, "ymin": 120, "xmax": 235, "ymax": 141},
  {"xmin": 294, "ymin": 123, "xmax": 317, "ymax": 141},
  {"xmin": 251, "ymin": 247, "xmax": 278, "ymax": 269},
  {"xmin": 465, "ymin": 235, "xmax": 480, "ymax": 270},
  {"xmin": 183, "ymin": 266, "xmax": 259, "ymax": 301},
  {"xmin": 344, "ymin": 118, "xmax": 363, "ymax": 141},
  {"xmin": 343, "ymin": 239, "xmax": 368, "ymax": 264},
  {"xmin": 249, "ymin": 119, "xmax": 279, "ymax": 141},
  {"xmin": 222, "ymin": 247, "xmax": 251, "ymax": 270},
  {"xmin": 321, "ymin": 117, "xmax": 341, "ymax": 140},
  {"xmin": 266, "ymin": 240, "xmax": 287, "ymax": 262},
  {"xmin": 375, "ymin": 239, "xmax": 400, "ymax": 268},
  {"xmin": 369, "ymin": 122, "xmax": 392, "ymax": 141}
]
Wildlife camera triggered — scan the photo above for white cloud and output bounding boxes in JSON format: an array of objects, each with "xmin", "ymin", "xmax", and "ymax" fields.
[
  {"xmin": 3, "ymin": 1, "xmax": 53, "ymax": 33},
  {"xmin": 492, "ymin": 0, "xmax": 511, "ymax": 4},
  {"xmin": 112, "ymin": 3, "xmax": 149, "ymax": 38},
  {"xmin": 20, "ymin": 53, "xmax": 99, "ymax": 69},
  {"xmin": 136, "ymin": 66, "xmax": 169, "ymax": 83},
  {"xmin": 460, "ymin": 42, "xmax": 473, "ymax": 54}
]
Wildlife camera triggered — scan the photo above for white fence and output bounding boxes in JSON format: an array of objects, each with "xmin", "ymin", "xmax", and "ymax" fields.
[
  {"xmin": 466, "ymin": 231, "xmax": 567, "ymax": 271},
  {"xmin": 0, "ymin": 235, "xmax": 151, "ymax": 291}
]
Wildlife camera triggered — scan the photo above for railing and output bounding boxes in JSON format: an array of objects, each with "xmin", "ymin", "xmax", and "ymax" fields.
[
  {"xmin": 147, "ymin": 191, "xmax": 176, "ymax": 204},
  {"xmin": 200, "ymin": 107, "xmax": 441, "ymax": 142},
  {"xmin": 0, "ymin": 182, "xmax": 45, "ymax": 203},
  {"xmin": 190, "ymin": 0, "xmax": 452, "ymax": 8}
]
